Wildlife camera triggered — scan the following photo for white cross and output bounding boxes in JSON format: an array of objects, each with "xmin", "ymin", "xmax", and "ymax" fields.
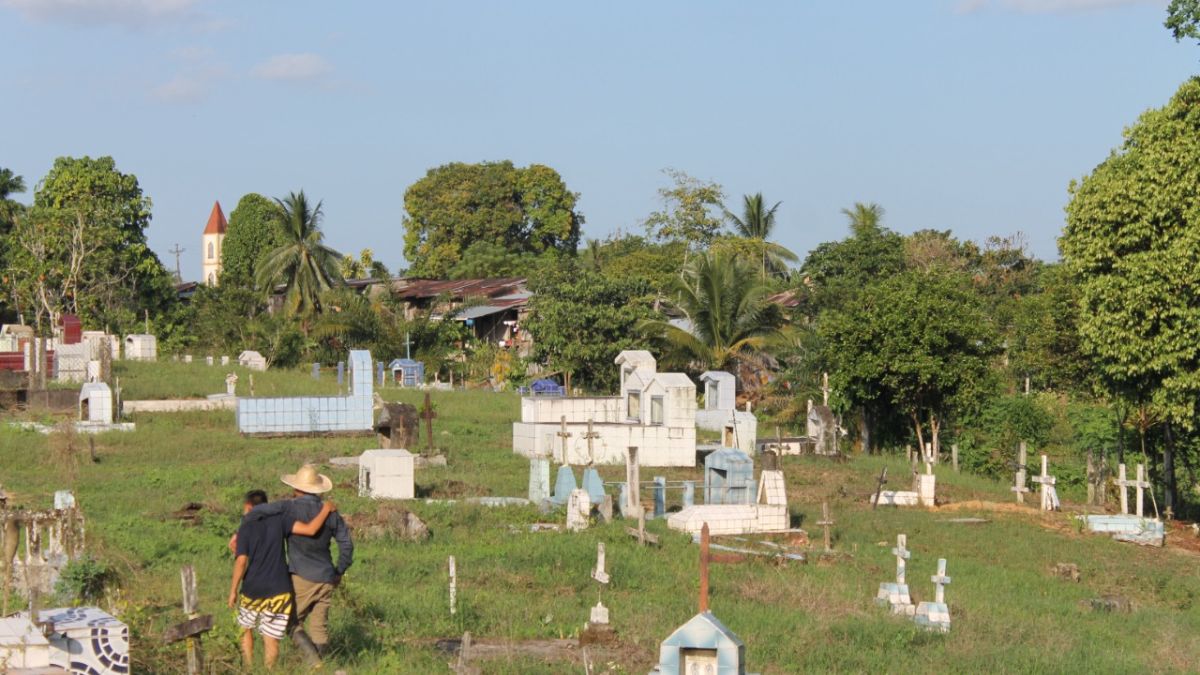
[
  {"xmin": 557, "ymin": 416, "xmax": 573, "ymax": 464},
  {"xmin": 582, "ymin": 419, "xmax": 600, "ymax": 466},
  {"xmin": 1133, "ymin": 463, "xmax": 1151, "ymax": 518},
  {"xmin": 1115, "ymin": 463, "xmax": 1134, "ymax": 515},
  {"xmin": 931, "ymin": 558, "xmax": 951, "ymax": 604},
  {"xmin": 1031, "ymin": 455, "xmax": 1057, "ymax": 511},
  {"xmin": 1011, "ymin": 443, "xmax": 1029, "ymax": 503},
  {"xmin": 892, "ymin": 534, "xmax": 911, "ymax": 584}
]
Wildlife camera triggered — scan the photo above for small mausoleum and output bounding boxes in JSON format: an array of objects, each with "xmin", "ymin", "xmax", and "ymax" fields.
[
  {"xmin": 695, "ymin": 370, "xmax": 758, "ymax": 455},
  {"xmin": 123, "ymin": 334, "xmax": 157, "ymax": 361},
  {"xmin": 389, "ymin": 358, "xmax": 425, "ymax": 387},
  {"xmin": 359, "ymin": 449, "xmax": 415, "ymax": 500},
  {"xmin": 652, "ymin": 611, "xmax": 750, "ymax": 675},
  {"xmin": 704, "ymin": 447, "xmax": 755, "ymax": 505},
  {"xmin": 79, "ymin": 382, "xmax": 113, "ymax": 423},
  {"xmin": 512, "ymin": 350, "xmax": 697, "ymax": 466},
  {"xmin": 237, "ymin": 350, "xmax": 268, "ymax": 371}
]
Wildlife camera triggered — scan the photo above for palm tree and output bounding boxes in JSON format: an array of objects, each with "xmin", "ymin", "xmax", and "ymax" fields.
[
  {"xmin": 841, "ymin": 202, "xmax": 885, "ymax": 236},
  {"xmin": 0, "ymin": 168, "xmax": 26, "ymax": 229},
  {"xmin": 256, "ymin": 191, "xmax": 342, "ymax": 332},
  {"xmin": 726, "ymin": 193, "xmax": 797, "ymax": 279},
  {"xmin": 641, "ymin": 251, "xmax": 787, "ymax": 374}
]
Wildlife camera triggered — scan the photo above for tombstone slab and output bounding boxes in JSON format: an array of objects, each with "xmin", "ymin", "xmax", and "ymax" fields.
[{"xmin": 566, "ymin": 489, "xmax": 591, "ymax": 532}]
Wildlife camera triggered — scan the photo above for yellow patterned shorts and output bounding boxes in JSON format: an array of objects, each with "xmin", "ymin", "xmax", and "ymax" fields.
[{"xmin": 237, "ymin": 592, "xmax": 293, "ymax": 639}]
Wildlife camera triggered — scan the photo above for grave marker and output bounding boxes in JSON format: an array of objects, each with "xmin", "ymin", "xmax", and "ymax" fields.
[
  {"xmin": 875, "ymin": 534, "xmax": 914, "ymax": 615},
  {"xmin": 582, "ymin": 419, "xmax": 600, "ymax": 466},
  {"xmin": 624, "ymin": 447, "xmax": 640, "ymax": 516},
  {"xmin": 1133, "ymin": 464, "xmax": 1151, "ymax": 518},
  {"xmin": 1115, "ymin": 463, "xmax": 1132, "ymax": 515},
  {"xmin": 817, "ymin": 501, "xmax": 834, "ymax": 553},
  {"xmin": 592, "ymin": 542, "xmax": 610, "ymax": 585},
  {"xmin": 1012, "ymin": 442, "xmax": 1029, "ymax": 504},
  {"xmin": 913, "ymin": 558, "xmax": 952, "ymax": 633},
  {"xmin": 566, "ymin": 489, "xmax": 591, "ymax": 531},
  {"xmin": 528, "ymin": 456, "xmax": 550, "ymax": 503},
  {"xmin": 168, "ymin": 565, "xmax": 212, "ymax": 675},
  {"xmin": 1032, "ymin": 455, "xmax": 1058, "ymax": 511},
  {"xmin": 557, "ymin": 416, "xmax": 573, "ymax": 464},
  {"xmin": 871, "ymin": 467, "xmax": 888, "ymax": 511},
  {"xmin": 448, "ymin": 556, "xmax": 457, "ymax": 616},
  {"xmin": 653, "ymin": 476, "xmax": 666, "ymax": 518}
]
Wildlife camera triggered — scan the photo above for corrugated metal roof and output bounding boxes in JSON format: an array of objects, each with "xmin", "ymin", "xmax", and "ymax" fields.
[{"xmin": 392, "ymin": 277, "xmax": 526, "ymax": 300}]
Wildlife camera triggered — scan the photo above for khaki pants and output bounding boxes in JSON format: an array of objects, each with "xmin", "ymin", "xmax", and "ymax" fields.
[{"xmin": 291, "ymin": 575, "xmax": 336, "ymax": 647}]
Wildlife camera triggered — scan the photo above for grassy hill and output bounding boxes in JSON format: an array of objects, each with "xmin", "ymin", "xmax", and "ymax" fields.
[{"xmin": 1, "ymin": 362, "xmax": 1198, "ymax": 673}]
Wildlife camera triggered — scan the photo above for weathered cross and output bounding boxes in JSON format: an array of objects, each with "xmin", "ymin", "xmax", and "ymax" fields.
[
  {"xmin": 817, "ymin": 501, "xmax": 835, "ymax": 553},
  {"xmin": 1011, "ymin": 442, "xmax": 1029, "ymax": 504},
  {"xmin": 420, "ymin": 392, "xmax": 437, "ymax": 454},
  {"xmin": 163, "ymin": 565, "xmax": 213, "ymax": 675},
  {"xmin": 582, "ymin": 418, "xmax": 600, "ymax": 466},
  {"xmin": 1133, "ymin": 463, "xmax": 1151, "ymax": 518},
  {"xmin": 872, "ymin": 467, "xmax": 888, "ymax": 510},
  {"xmin": 1031, "ymin": 455, "xmax": 1057, "ymax": 511},
  {"xmin": 1115, "ymin": 463, "xmax": 1133, "ymax": 515},
  {"xmin": 557, "ymin": 415, "xmax": 573, "ymax": 464},
  {"xmin": 697, "ymin": 522, "xmax": 742, "ymax": 613},
  {"xmin": 892, "ymin": 534, "xmax": 911, "ymax": 584},
  {"xmin": 931, "ymin": 558, "xmax": 951, "ymax": 604}
]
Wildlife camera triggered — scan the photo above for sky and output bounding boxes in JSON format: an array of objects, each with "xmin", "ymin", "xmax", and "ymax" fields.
[{"xmin": 1, "ymin": 0, "xmax": 1195, "ymax": 282}]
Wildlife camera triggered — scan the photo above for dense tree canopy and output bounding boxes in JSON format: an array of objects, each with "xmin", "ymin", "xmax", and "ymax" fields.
[
  {"xmin": 403, "ymin": 161, "xmax": 582, "ymax": 277},
  {"xmin": 1060, "ymin": 77, "xmax": 1200, "ymax": 512},
  {"xmin": 220, "ymin": 193, "xmax": 284, "ymax": 288},
  {"xmin": 643, "ymin": 169, "xmax": 726, "ymax": 249},
  {"xmin": 5, "ymin": 156, "xmax": 174, "ymax": 333},
  {"xmin": 525, "ymin": 263, "xmax": 655, "ymax": 391}
]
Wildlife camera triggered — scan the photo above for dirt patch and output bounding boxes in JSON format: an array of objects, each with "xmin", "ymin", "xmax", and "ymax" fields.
[
  {"xmin": 418, "ymin": 480, "xmax": 489, "ymax": 499},
  {"xmin": 432, "ymin": 636, "xmax": 642, "ymax": 673}
]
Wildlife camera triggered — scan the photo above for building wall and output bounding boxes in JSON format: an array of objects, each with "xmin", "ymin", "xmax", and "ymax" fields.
[
  {"xmin": 202, "ymin": 232, "xmax": 224, "ymax": 286},
  {"xmin": 512, "ymin": 420, "xmax": 695, "ymax": 466}
]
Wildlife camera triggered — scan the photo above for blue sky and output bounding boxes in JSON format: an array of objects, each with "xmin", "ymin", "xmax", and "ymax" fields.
[{"xmin": 0, "ymin": 0, "xmax": 1193, "ymax": 281}]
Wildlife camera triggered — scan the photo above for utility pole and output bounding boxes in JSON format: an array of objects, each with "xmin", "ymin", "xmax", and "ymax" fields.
[{"xmin": 169, "ymin": 244, "xmax": 186, "ymax": 283}]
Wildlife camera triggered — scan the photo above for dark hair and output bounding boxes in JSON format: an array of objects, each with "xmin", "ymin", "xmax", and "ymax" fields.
[{"xmin": 244, "ymin": 489, "xmax": 269, "ymax": 506}]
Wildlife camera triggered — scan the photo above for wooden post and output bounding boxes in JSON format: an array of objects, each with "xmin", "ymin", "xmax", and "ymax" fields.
[
  {"xmin": 817, "ymin": 501, "xmax": 834, "ymax": 553},
  {"xmin": 557, "ymin": 416, "xmax": 573, "ymax": 464},
  {"xmin": 448, "ymin": 556, "xmax": 457, "ymax": 616},
  {"xmin": 167, "ymin": 565, "xmax": 214, "ymax": 675},
  {"xmin": 1086, "ymin": 451, "xmax": 1096, "ymax": 506},
  {"xmin": 421, "ymin": 392, "xmax": 438, "ymax": 455},
  {"xmin": 872, "ymin": 467, "xmax": 888, "ymax": 510},
  {"xmin": 699, "ymin": 523, "xmax": 710, "ymax": 613},
  {"xmin": 1013, "ymin": 443, "xmax": 1029, "ymax": 504},
  {"xmin": 1116, "ymin": 464, "xmax": 1130, "ymax": 515},
  {"xmin": 951, "ymin": 444, "xmax": 959, "ymax": 473}
]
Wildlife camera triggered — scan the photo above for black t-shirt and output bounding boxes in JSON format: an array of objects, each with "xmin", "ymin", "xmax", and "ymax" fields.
[{"xmin": 235, "ymin": 511, "xmax": 294, "ymax": 599}]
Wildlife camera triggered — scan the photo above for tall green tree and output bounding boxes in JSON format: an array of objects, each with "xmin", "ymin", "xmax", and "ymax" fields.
[
  {"xmin": 0, "ymin": 168, "xmax": 25, "ymax": 232},
  {"xmin": 525, "ymin": 262, "xmax": 655, "ymax": 391},
  {"xmin": 256, "ymin": 191, "xmax": 342, "ymax": 331},
  {"xmin": 641, "ymin": 251, "xmax": 786, "ymax": 376},
  {"xmin": 220, "ymin": 193, "xmax": 285, "ymax": 288},
  {"xmin": 403, "ymin": 161, "xmax": 582, "ymax": 277},
  {"xmin": 820, "ymin": 268, "xmax": 998, "ymax": 458},
  {"xmin": 841, "ymin": 202, "xmax": 885, "ymax": 236},
  {"xmin": 643, "ymin": 169, "xmax": 726, "ymax": 249},
  {"xmin": 1166, "ymin": 0, "xmax": 1200, "ymax": 42},
  {"xmin": 1059, "ymin": 77, "xmax": 1200, "ymax": 513},
  {"xmin": 799, "ymin": 205, "xmax": 905, "ymax": 315},
  {"xmin": 726, "ymin": 192, "xmax": 796, "ymax": 279},
  {"xmin": 5, "ymin": 156, "xmax": 174, "ymax": 333}
]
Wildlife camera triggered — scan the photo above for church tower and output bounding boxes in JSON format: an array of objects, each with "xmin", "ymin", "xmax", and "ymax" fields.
[{"xmin": 201, "ymin": 201, "xmax": 227, "ymax": 286}]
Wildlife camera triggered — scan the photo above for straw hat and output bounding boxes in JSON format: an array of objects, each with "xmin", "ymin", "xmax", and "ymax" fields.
[{"xmin": 281, "ymin": 464, "xmax": 333, "ymax": 494}]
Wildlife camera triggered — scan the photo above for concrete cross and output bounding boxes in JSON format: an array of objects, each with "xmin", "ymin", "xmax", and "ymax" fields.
[
  {"xmin": 1115, "ymin": 463, "xmax": 1133, "ymax": 515},
  {"xmin": 892, "ymin": 534, "xmax": 911, "ymax": 584},
  {"xmin": 817, "ymin": 501, "xmax": 834, "ymax": 553},
  {"xmin": 931, "ymin": 558, "xmax": 951, "ymax": 604},
  {"xmin": 557, "ymin": 416, "xmax": 573, "ymax": 464},
  {"xmin": 582, "ymin": 418, "xmax": 600, "ymax": 466},
  {"xmin": 1011, "ymin": 442, "xmax": 1029, "ymax": 504},
  {"xmin": 1031, "ymin": 455, "xmax": 1057, "ymax": 511},
  {"xmin": 1133, "ymin": 463, "xmax": 1151, "ymax": 518}
]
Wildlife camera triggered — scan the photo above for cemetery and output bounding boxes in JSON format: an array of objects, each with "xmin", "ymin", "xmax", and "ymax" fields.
[
  {"xmin": 4, "ymin": 4, "xmax": 1200, "ymax": 671},
  {"xmin": 0, "ymin": 359, "xmax": 1197, "ymax": 673}
]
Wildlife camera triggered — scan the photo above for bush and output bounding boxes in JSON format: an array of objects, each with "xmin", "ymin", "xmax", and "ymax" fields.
[{"xmin": 55, "ymin": 555, "xmax": 117, "ymax": 604}]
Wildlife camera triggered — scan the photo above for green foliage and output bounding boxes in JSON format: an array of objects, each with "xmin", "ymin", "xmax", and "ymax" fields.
[
  {"xmin": 256, "ymin": 191, "xmax": 343, "ymax": 325},
  {"xmin": 820, "ymin": 269, "xmax": 999, "ymax": 446},
  {"xmin": 642, "ymin": 250, "xmax": 786, "ymax": 375},
  {"xmin": 4, "ymin": 156, "xmax": 175, "ymax": 334},
  {"xmin": 1166, "ymin": 0, "xmax": 1200, "ymax": 42},
  {"xmin": 55, "ymin": 555, "xmax": 117, "ymax": 604},
  {"xmin": 799, "ymin": 208, "xmax": 906, "ymax": 314},
  {"xmin": 339, "ymin": 248, "xmax": 389, "ymax": 280},
  {"xmin": 448, "ymin": 240, "xmax": 536, "ymax": 279},
  {"xmin": 643, "ymin": 168, "xmax": 726, "ymax": 248},
  {"xmin": 403, "ymin": 161, "xmax": 582, "ymax": 277},
  {"xmin": 220, "ymin": 193, "xmax": 284, "ymax": 288},
  {"xmin": 583, "ymin": 235, "xmax": 687, "ymax": 296},
  {"xmin": 525, "ymin": 262, "xmax": 654, "ymax": 390},
  {"xmin": 1061, "ymin": 77, "xmax": 1200, "ymax": 436},
  {"xmin": 0, "ymin": 166, "xmax": 24, "ymax": 231}
]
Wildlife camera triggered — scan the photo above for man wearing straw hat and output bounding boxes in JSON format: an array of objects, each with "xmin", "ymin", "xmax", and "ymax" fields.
[{"xmin": 251, "ymin": 463, "xmax": 354, "ymax": 657}]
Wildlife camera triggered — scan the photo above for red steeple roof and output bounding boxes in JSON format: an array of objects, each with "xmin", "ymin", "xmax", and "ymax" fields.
[{"xmin": 203, "ymin": 200, "xmax": 227, "ymax": 235}]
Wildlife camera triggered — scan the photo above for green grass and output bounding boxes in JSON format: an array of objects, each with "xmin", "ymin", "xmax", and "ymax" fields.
[{"xmin": 1, "ymin": 368, "xmax": 1198, "ymax": 673}]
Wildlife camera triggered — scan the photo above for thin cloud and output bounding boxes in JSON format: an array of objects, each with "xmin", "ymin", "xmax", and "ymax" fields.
[
  {"xmin": 0, "ymin": 0, "xmax": 206, "ymax": 27},
  {"xmin": 956, "ymin": 0, "xmax": 1165, "ymax": 13},
  {"xmin": 149, "ymin": 64, "xmax": 226, "ymax": 104},
  {"xmin": 250, "ymin": 53, "xmax": 334, "ymax": 82}
]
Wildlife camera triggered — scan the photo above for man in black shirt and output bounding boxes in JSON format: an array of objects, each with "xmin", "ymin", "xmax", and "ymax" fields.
[
  {"xmin": 228, "ymin": 489, "xmax": 333, "ymax": 670},
  {"xmin": 250, "ymin": 464, "xmax": 354, "ymax": 656}
]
